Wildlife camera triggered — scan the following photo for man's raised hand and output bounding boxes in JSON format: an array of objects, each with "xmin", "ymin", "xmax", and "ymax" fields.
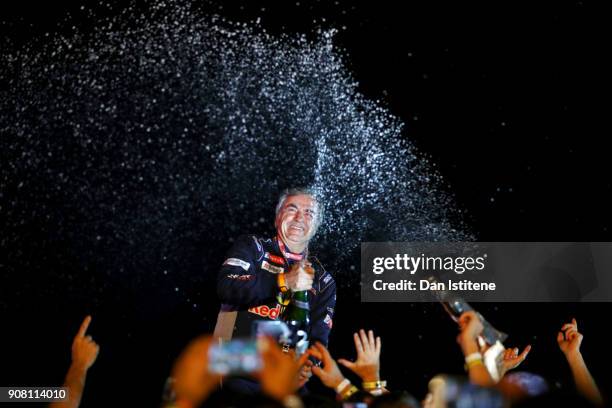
[
  {"xmin": 71, "ymin": 316, "xmax": 99, "ymax": 371},
  {"xmin": 337, "ymin": 329, "xmax": 381, "ymax": 382}
]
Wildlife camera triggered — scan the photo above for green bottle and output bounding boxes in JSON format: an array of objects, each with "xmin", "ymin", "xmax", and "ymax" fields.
[{"xmin": 282, "ymin": 290, "xmax": 310, "ymax": 328}]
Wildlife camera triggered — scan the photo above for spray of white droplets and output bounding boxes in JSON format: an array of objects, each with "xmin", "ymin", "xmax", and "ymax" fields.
[{"xmin": 0, "ymin": 1, "xmax": 472, "ymax": 300}]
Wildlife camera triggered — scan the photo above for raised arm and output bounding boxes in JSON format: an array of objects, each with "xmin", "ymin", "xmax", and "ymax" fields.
[
  {"xmin": 557, "ymin": 318, "xmax": 603, "ymax": 406},
  {"xmin": 457, "ymin": 311, "xmax": 495, "ymax": 387},
  {"xmin": 50, "ymin": 315, "xmax": 99, "ymax": 408}
]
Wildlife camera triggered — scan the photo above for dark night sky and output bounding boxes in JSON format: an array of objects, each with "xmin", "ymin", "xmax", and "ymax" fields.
[{"xmin": 1, "ymin": 1, "xmax": 610, "ymax": 406}]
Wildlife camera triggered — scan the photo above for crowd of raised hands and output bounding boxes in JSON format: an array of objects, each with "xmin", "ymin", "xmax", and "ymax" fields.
[{"xmin": 50, "ymin": 313, "xmax": 603, "ymax": 408}]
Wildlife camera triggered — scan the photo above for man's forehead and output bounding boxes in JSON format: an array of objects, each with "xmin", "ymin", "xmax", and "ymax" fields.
[{"xmin": 282, "ymin": 194, "xmax": 317, "ymax": 209}]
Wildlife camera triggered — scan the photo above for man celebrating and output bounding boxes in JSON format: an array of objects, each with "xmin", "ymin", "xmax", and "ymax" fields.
[{"xmin": 214, "ymin": 188, "xmax": 336, "ymax": 390}]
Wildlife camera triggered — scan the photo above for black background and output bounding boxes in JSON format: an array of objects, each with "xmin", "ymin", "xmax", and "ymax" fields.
[{"xmin": 1, "ymin": 1, "xmax": 610, "ymax": 406}]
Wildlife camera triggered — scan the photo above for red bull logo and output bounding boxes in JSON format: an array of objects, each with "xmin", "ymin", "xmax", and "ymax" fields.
[{"xmin": 248, "ymin": 304, "xmax": 281, "ymax": 320}]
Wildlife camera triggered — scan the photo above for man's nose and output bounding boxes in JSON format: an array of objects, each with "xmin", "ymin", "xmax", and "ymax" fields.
[{"xmin": 294, "ymin": 210, "xmax": 304, "ymax": 221}]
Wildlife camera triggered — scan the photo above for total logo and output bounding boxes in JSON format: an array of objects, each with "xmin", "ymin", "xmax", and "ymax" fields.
[{"xmin": 248, "ymin": 304, "xmax": 281, "ymax": 320}]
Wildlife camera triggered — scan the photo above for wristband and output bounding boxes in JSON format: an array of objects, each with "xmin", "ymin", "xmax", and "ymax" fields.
[
  {"xmin": 340, "ymin": 385, "xmax": 359, "ymax": 400},
  {"xmin": 464, "ymin": 352, "xmax": 482, "ymax": 364},
  {"xmin": 362, "ymin": 380, "xmax": 387, "ymax": 390},
  {"xmin": 466, "ymin": 359, "xmax": 484, "ymax": 369},
  {"xmin": 335, "ymin": 378, "xmax": 351, "ymax": 394},
  {"xmin": 464, "ymin": 352, "xmax": 483, "ymax": 371}
]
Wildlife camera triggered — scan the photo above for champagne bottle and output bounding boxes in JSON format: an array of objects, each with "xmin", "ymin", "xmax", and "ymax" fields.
[
  {"xmin": 282, "ymin": 289, "xmax": 310, "ymax": 328},
  {"xmin": 280, "ymin": 262, "xmax": 312, "ymax": 352}
]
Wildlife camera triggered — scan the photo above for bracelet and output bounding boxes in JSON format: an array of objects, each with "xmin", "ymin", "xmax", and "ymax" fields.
[
  {"xmin": 464, "ymin": 352, "xmax": 483, "ymax": 372},
  {"xmin": 369, "ymin": 388, "xmax": 384, "ymax": 396},
  {"xmin": 277, "ymin": 273, "xmax": 289, "ymax": 293},
  {"xmin": 464, "ymin": 352, "xmax": 482, "ymax": 364},
  {"xmin": 335, "ymin": 378, "xmax": 351, "ymax": 394},
  {"xmin": 340, "ymin": 385, "xmax": 359, "ymax": 400},
  {"xmin": 466, "ymin": 359, "xmax": 483, "ymax": 368},
  {"xmin": 362, "ymin": 380, "xmax": 387, "ymax": 390}
]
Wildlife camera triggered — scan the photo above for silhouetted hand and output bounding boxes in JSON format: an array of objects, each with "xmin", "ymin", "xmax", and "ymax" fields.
[
  {"xmin": 457, "ymin": 311, "xmax": 485, "ymax": 356},
  {"xmin": 499, "ymin": 345, "xmax": 531, "ymax": 377},
  {"xmin": 309, "ymin": 342, "xmax": 346, "ymax": 389},
  {"xmin": 172, "ymin": 336, "xmax": 220, "ymax": 406},
  {"xmin": 297, "ymin": 359, "xmax": 313, "ymax": 388},
  {"xmin": 50, "ymin": 315, "xmax": 100, "ymax": 408},
  {"xmin": 71, "ymin": 316, "xmax": 99, "ymax": 371},
  {"xmin": 557, "ymin": 318, "xmax": 583, "ymax": 359},
  {"xmin": 258, "ymin": 337, "xmax": 310, "ymax": 400},
  {"xmin": 338, "ymin": 329, "xmax": 381, "ymax": 382}
]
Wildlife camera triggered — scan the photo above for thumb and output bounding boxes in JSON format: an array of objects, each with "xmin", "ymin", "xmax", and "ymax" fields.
[{"xmin": 337, "ymin": 358, "xmax": 356, "ymax": 370}]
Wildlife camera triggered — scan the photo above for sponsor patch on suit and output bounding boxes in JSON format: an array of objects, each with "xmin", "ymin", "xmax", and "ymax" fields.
[
  {"xmin": 224, "ymin": 258, "xmax": 250, "ymax": 271},
  {"xmin": 261, "ymin": 260, "xmax": 284, "ymax": 274}
]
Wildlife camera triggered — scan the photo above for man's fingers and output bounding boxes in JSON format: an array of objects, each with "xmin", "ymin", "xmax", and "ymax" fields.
[
  {"xmin": 557, "ymin": 331, "xmax": 565, "ymax": 343},
  {"xmin": 368, "ymin": 330, "xmax": 375, "ymax": 347},
  {"xmin": 561, "ymin": 323, "xmax": 576, "ymax": 332},
  {"xmin": 517, "ymin": 345, "xmax": 531, "ymax": 361},
  {"xmin": 565, "ymin": 328, "xmax": 577, "ymax": 337},
  {"xmin": 314, "ymin": 342, "xmax": 333, "ymax": 365},
  {"xmin": 297, "ymin": 352, "xmax": 311, "ymax": 368},
  {"xmin": 376, "ymin": 336, "xmax": 381, "ymax": 354},
  {"xmin": 308, "ymin": 347, "xmax": 323, "ymax": 361},
  {"xmin": 353, "ymin": 332, "xmax": 364, "ymax": 355},
  {"xmin": 77, "ymin": 315, "xmax": 92, "ymax": 338},
  {"xmin": 311, "ymin": 365, "xmax": 323, "ymax": 379},
  {"xmin": 459, "ymin": 311, "xmax": 475, "ymax": 326},
  {"xmin": 298, "ymin": 364, "xmax": 313, "ymax": 380},
  {"xmin": 359, "ymin": 330, "xmax": 370, "ymax": 353},
  {"xmin": 304, "ymin": 262, "xmax": 314, "ymax": 275}
]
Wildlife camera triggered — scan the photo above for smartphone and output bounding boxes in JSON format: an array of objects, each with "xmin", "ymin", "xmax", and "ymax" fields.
[
  {"xmin": 252, "ymin": 320, "xmax": 310, "ymax": 356},
  {"xmin": 208, "ymin": 338, "xmax": 262, "ymax": 375},
  {"xmin": 252, "ymin": 320, "xmax": 292, "ymax": 344},
  {"xmin": 428, "ymin": 375, "xmax": 504, "ymax": 407}
]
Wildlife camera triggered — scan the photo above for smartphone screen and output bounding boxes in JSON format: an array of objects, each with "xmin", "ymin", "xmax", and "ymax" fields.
[
  {"xmin": 252, "ymin": 320, "xmax": 292, "ymax": 344},
  {"xmin": 208, "ymin": 338, "xmax": 262, "ymax": 375}
]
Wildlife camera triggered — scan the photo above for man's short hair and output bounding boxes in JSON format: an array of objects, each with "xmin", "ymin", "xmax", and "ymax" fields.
[{"xmin": 275, "ymin": 187, "xmax": 323, "ymax": 231}]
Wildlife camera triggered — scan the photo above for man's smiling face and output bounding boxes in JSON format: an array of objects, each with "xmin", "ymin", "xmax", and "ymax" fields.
[{"xmin": 275, "ymin": 194, "xmax": 318, "ymax": 252}]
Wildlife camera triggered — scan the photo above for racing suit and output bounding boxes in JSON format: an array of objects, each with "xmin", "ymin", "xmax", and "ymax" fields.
[
  {"xmin": 215, "ymin": 235, "xmax": 336, "ymax": 394},
  {"xmin": 217, "ymin": 235, "xmax": 336, "ymax": 344}
]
